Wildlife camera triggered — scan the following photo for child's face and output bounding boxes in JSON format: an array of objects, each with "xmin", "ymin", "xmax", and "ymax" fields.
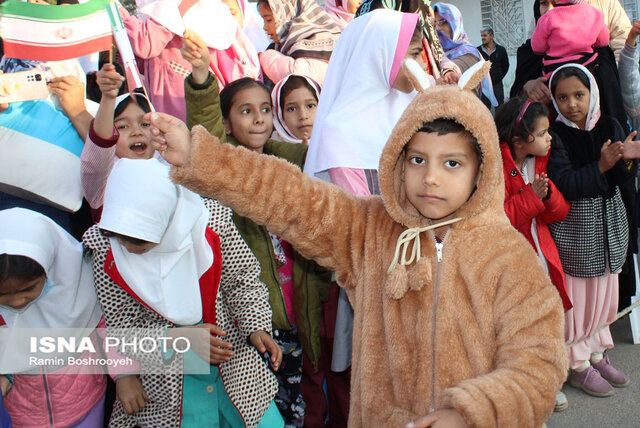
[
  {"xmin": 114, "ymin": 103, "xmax": 155, "ymax": 160},
  {"xmin": 519, "ymin": 116, "xmax": 552, "ymax": 157},
  {"xmin": 282, "ymin": 87, "xmax": 317, "ymax": 142},
  {"xmin": 0, "ymin": 275, "xmax": 46, "ymax": 309},
  {"xmin": 553, "ymin": 75, "xmax": 590, "ymax": 130},
  {"xmin": 258, "ymin": 2, "xmax": 280, "ymax": 43},
  {"xmin": 223, "ymin": 86, "xmax": 273, "ymax": 153},
  {"xmin": 402, "ymin": 131, "xmax": 480, "ymax": 221},
  {"xmin": 115, "ymin": 236, "xmax": 157, "ymax": 255},
  {"xmin": 392, "ymin": 36, "xmax": 425, "ymax": 93}
]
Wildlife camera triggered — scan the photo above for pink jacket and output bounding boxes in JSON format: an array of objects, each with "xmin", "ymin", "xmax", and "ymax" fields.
[
  {"xmin": 531, "ymin": 2, "xmax": 609, "ymax": 73},
  {"xmin": 260, "ymin": 49, "xmax": 329, "ymax": 84},
  {"xmin": 120, "ymin": 6, "xmax": 260, "ymax": 122},
  {"xmin": 4, "ymin": 321, "xmax": 106, "ymax": 428}
]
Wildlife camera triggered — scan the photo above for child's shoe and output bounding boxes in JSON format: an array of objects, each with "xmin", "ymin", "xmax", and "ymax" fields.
[
  {"xmin": 554, "ymin": 391, "xmax": 568, "ymax": 412},
  {"xmin": 591, "ymin": 356, "xmax": 630, "ymax": 387},
  {"xmin": 569, "ymin": 366, "xmax": 614, "ymax": 397}
]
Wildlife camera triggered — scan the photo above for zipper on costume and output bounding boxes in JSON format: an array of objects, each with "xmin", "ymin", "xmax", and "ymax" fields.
[
  {"xmin": 429, "ymin": 228, "xmax": 450, "ymax": 412},
  {"xmin": 42, "ymin": 369, "xmax": 54, "ymax": 428},
  {"xmin": 262, "ymin": 227, "xmax": 292, "ymax": 329}
]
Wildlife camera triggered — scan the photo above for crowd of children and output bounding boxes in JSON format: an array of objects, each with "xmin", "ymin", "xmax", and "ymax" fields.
[{"xmin": 1, "ymin": 0, "xmax": 639, "ymax": 426}]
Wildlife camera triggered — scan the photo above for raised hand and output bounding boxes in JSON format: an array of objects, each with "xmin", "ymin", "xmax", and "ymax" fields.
[
  {"xmin": 145, "ymin": 112, "xmax": 192, "ymax": 167},
  {"xmin": 96, "ymin": 63, "xmax": 125, "ymax": 100},
  {"xmin": 406, "ymin": 409, "xmax": 468, "ymax": 428},
  {"xmin": 181, "ymin": 30, "xmax": 210, "ymax": 85},
  {"xmin": 523, "ymin": 76, "xmax": 551, "ymax": 105}
]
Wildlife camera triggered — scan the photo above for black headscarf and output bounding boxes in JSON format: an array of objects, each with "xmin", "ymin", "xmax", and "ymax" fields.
[{"xmin": 509, "ymin": 0, "xmax": 544, "ymax": 98}]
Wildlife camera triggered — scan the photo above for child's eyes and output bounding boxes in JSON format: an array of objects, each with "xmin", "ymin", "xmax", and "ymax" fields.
[
  {"xmin": 409, "ymin": 156, "xmax": 424, "ymax": 165},
  {"xmin": 445, "ymin": 160, "xmax": 461, "ymax": 168},
  {"xmin": 116, "ymin": 124, "xmax": 127, "ymax": 130},
  {"xmin": 241, "ymin": 108, "xmax": 250, "ymax": 115},
  {"xmin": 286, "ymin": 106, "xmax": 297, "ymax": 112},
  {"xmin": 262, "ymin": 107, "xmax": 271, "ymax": 113},
  {"xmin": 307, "ymin": 103, "xmax": 317, "ymax": 109},
  {"xmin": 141, "ymin": 122, "xmax": 151, "ymax": 127}
]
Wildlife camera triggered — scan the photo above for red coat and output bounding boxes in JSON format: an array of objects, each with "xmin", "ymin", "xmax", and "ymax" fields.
[{"xmin": 500, "ymin": 143, "xmax": 572, "ymax": 310}]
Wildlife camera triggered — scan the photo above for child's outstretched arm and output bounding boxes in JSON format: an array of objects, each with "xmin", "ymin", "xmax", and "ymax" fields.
[
  {"xmin": 619, "ymin": 21, "xmax": 640, "ymax": 121},
  {"xmin": 149, "ymin": 113, "xmax": 368, "ymax": 286},
  {"xmin": 94, "ymin": 64, "xmax": 125, "ymax": 139},
  {"xmin": 181, "ymin": 31, "xmax": 225, "ymax": 139}
]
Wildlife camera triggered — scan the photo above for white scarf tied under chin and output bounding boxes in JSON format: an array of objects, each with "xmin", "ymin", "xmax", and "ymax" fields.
[{"xmin": 100, "ymin": 159, "xmax": 213, "ymax": 325}]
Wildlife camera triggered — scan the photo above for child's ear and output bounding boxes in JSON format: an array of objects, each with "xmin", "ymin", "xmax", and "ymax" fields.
[
  {"xmin": 475, "ymin": 163, "xmax": 483, "ymax": 188},
  {"xmin": 222, "ymin": 118, "xmax": 231, "ymax": 135}
]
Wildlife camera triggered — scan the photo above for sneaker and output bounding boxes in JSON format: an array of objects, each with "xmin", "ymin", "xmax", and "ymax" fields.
[
  {"xmin": 554, "ymin": 391, "xmax": 568, "ymax": 412},
  {"xmin": 592, "ymin": 356, "xmax": 630, "ymax": 387},
  {"xmin": 569, "ymin": 366, "xmax": 615, "ymax": 397}
]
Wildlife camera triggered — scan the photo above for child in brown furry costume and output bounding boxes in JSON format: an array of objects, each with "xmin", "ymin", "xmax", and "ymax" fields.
[{"xmin": 146, "ymin": 65, "xmax": 568, "ymax": 427}]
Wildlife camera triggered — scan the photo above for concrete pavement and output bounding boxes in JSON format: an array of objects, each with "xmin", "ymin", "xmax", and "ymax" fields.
[{"xmin": 547, "ymin": 317, "xmax": 639, "ymax": 428}]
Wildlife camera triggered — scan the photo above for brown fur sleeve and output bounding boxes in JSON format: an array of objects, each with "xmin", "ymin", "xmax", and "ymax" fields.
[
  {"xmin": 439, "ymin": 232, "xmax": 567, "ymax": 427},
  {"xmin": 171, "ymin": 126, "xmax": 369, "ymax": 288}
]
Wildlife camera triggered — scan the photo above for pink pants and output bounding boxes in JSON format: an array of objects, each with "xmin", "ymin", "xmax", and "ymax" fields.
[{"xmin": 564, "ymin": 272, "xmax": 619, "ymax": 370}]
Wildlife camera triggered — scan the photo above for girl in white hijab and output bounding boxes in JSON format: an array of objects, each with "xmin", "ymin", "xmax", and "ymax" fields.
[
  {"xmin": 85, "ymin": 158, "xmax": 284, "ymax": 427},
  {"xmin": 0, "ymin": 208, "xmax": 105, "ymax": 427}
]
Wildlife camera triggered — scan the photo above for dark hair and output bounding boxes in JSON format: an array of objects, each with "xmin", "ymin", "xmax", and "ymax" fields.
[
  {"xmin": 550, "ymin": 66, "xmax": 590, "ymax": 97},
  {"xmin": 57, "ymin": 0, "xmax": 79, "ymax": 4},
  {"xmin": 481, "ymin": 26, "xmax": 494, "ymax": 36},
  {"xmin": 219, "ymin": 78, "xmax": 271, "ymax": 119},
  {"xmin": 416, "ymin": 118, "xmax": 482, "ymax": 162},
  {"xmin": 99, "ymin": 229, "xmax": 152, "ymax": 246},
  {"xmin": 257, "ymin": 0, "xmax": 270, "ymax": 9},
  {"xmin": 494, "ymin": 97, "xmax": 549, "ymax": 148},
  {"xmin": 114, "ymin": 90, "xmax": 152, "ymax": 119},
  {"xmin": 0, "ymin": 254, "xmax": 46, "ymax": 284},
  {"xmin": 279, "ymin": 76, "xmax": 319, "ymax": 111}
]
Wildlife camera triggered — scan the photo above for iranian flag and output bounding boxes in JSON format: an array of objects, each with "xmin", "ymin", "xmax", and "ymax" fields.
[{"xmin": 0, "ymin": 0, "xmax": 112, "ymax": 62}]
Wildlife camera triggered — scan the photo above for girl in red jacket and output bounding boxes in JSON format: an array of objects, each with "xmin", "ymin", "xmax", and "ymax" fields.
[
  {"xmin": 495, "ymin": 97, "xmax": 572, "ymax": 411},
  {"xmin": 496, "ymin": 97, "xmax": 572, "ymax": 311}
]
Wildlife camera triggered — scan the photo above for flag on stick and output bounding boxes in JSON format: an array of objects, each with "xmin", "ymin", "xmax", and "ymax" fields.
[
  {"xmin": 0, "ymin": 0, "xmax": 112, "ymax": 62},
  {"xmin": 105, "ymin": 1, "xmax": 145, "ymax": 94}
]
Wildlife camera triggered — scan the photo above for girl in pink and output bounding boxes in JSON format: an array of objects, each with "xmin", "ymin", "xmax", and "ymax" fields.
[
  {"xmin": 531, "ymin": 0, "xmax": 609, "ymax": 77},
  {"xmin": 118, "ymin": 0, "xmax": 260, "ymax": 122}
]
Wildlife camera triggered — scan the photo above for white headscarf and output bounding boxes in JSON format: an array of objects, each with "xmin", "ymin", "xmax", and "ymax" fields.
[
  {"xmin": 549, "ymin": 63, "xmax": 601, "ymax": 131},
  {"xmin": 135, "ymin": 0, "xmax": 238, "ymax": 50},
  {"xmin": 99, "ymin": 159, "xmax": 212, "ymax": 325},
  {"xmin": 271, "ymin": 74, "xmax": 322, "ymax": 144},
  {"xmin": 0, "ymin": 208, "xmax": 102, "ymax": 329},
  {"xmin": 303, "ymin": 10, "xmax": 419, "ymax": 180}
]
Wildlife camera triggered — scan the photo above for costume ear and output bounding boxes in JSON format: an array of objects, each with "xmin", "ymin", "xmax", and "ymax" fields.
[
  {"xmin": 458, "ymin": 60, "xmax": 491, "ymax": 92},
  {"xmin": 402, "ymin": 58, "xmax": 435, "ymax": 93}
]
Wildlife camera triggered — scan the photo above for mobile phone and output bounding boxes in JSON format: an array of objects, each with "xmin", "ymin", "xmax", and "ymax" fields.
[{"xmin": 0, "ymin": 70, "xmax": 48, "ymax": 104}]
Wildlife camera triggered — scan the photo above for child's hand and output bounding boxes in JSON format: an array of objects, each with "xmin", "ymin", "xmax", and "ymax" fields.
[
  {"xmin": 96, "ymin": 63, "xmax": 125, "ymax": 100},
  {"xmin": 531, "ymin": 173, "xmax": 549, "ymax": 200},
  {"xmin": 182, "ymin": 30, "xmax": 210, "ymax": 85},
  {"xmin": 621, "ymin": 130, "xmax": 640, "ymax": 160},
  {"xmin": 48, "ymin": 75, "xmax": 86, "ymax": 120},
  {"xmin": 173, "ymin": 323, "xmax": 234, "ymax": 364},
  {"xmin": 599, "ymin": 139, "xmax": 624, "ymax": 173},
  {"xmin": 627, "ymin": 20, "xmax": 640, "ymax": 47},
  {"xmin": 115, "ymin": 375, "xmax": 148, "ymax": 414},
  {"xmin": 249, "ymin": 331, "xmax": 282, "ymax": 371},
  {"xmin": 523, "ymin": 76, "xmax": 551, "ymax": 105},
  {"xmin": 406, "ymin": 409, "xmax": 468, "ymax": 428},
  {"xmin": 0, "ymin": 375, "xmax": 10, "ymax": 397},
  {"xmin": 146, "ymin": 112, "xmax": 192, "ymax": 167}
]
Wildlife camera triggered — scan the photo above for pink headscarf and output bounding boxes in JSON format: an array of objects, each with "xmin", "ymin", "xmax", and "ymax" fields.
[{"xmin": 324, "ymin": 0, "xmax": 354, "ymax": 30}]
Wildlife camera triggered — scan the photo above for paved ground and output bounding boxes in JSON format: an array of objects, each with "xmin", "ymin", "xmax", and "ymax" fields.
[{"xmin": 547, "ymin": 316, "xmax": 639, "ymax": 428}]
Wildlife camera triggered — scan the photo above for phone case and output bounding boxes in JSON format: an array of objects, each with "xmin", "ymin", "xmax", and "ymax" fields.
[{"xmin": 0, "ymin": 70, "xmax": 48, "ymax": 104}]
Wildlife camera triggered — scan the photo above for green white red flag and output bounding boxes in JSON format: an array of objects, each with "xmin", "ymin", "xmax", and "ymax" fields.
[{"xmin": 0, "ymin": 0, "xmax": 112, "ymax": 62}]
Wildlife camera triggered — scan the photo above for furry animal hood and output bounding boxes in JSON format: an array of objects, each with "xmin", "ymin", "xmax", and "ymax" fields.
[{"xmin": 379, "ymin": 64, "xmax": 507, "ymax": 232}]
